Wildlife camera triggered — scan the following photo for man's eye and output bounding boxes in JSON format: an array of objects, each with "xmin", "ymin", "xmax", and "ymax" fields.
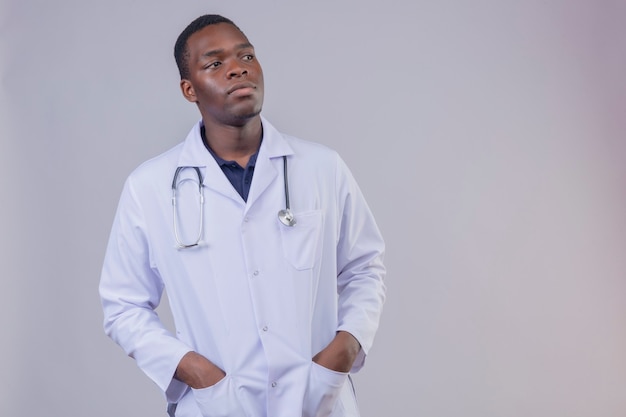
[
  {"xmin": 242, "ymin": 54, "xmax": 254, "ymax": 61},
  {"xmin": 206, "ymin": 61, "xmax": 221, "ymax": 69}
]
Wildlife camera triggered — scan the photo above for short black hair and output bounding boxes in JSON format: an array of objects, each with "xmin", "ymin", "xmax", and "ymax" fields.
[{"xmin": 174, "ymin": 14, "xmax": 244, "ymax": 80}]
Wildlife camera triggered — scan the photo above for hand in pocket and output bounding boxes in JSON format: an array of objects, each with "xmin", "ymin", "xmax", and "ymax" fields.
[
  {"xmin": 192, "ymin": 375, "xmax": 249, "ymax": 417},
  {"xmin": 302, "ymin": 362, "xmax": 348, "ymax": 417}
]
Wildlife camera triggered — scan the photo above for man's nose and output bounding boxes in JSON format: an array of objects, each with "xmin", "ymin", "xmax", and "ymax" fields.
[{"xmin": 227, "ymin": 61, "xmax": 247, "ymax": 78}]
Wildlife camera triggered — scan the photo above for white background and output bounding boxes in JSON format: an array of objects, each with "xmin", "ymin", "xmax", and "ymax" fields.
[{"xmin": 1, "ymin": 1, "xmax": 625, "ymax": 416}]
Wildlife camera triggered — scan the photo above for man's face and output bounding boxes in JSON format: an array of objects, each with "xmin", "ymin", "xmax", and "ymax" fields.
[{"xmin": 181, "ymin": 23, "xmax": 264, "ymax": 126}]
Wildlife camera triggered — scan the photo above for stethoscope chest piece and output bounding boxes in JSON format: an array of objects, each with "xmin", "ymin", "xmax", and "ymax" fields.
[{"xmin": 278, "ymin": 209, "xmax": 296, "ymax": 227}]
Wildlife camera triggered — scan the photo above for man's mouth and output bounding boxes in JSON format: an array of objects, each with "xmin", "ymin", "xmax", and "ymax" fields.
[{"xmin": 227, "ymin": 82, "xmax": 256, "ymax": 95}]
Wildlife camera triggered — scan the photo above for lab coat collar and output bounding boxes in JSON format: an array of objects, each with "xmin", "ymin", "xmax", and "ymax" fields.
[{"xmin": 176, "ymin": 116, "xmax": 294, "ymax": 207}]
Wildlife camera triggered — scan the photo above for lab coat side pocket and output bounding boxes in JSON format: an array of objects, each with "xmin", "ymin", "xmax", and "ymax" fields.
[
  {"xmin": 191, "ymin": 376, "xmax": 249, "ymax": 417},
  {"xmin": 303, "ymin": 362, "xmax": 348, "ymax": 417},
  {"xmin": 279, "ymin": 210, "xmax": 323, "ymax": 271}
]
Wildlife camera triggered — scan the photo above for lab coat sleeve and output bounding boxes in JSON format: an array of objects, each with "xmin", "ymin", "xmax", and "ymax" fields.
[
  {"xmin": 333, "ymin": 155, "xmax": 386, "ymax": 373},
  {"xmin": 99, "ymin": 177, "xmax": 191, "ymax": 403}
]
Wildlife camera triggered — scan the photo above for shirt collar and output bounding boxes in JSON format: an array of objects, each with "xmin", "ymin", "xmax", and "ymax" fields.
[
  {"xmin": 200, "ymin": 124, "xmax": 260, "ymax": 169},
  {"xmin": 177, "ymin": 116, "xmax": 293, "ymax": 168}
]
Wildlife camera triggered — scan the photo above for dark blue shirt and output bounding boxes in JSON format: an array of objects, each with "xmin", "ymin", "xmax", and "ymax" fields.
[{"xmin": 201, "ymin": 126, "xmax": 258, "ymax": 202}]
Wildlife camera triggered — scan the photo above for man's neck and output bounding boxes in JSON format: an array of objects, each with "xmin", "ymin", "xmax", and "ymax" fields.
[{"xmin": 202, "ymin": 116, "xmax": 263, "ymax": 167}]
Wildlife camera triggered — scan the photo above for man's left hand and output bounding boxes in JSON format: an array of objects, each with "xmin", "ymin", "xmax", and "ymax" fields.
[{"xmin": 312, "ymin": 331, "xmax": 361, "ymax": 373}]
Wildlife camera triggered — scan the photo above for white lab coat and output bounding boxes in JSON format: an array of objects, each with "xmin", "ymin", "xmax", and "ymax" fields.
[{"xmin": 100, "ymin": 117, "xmax": 386, "ymax": 417}]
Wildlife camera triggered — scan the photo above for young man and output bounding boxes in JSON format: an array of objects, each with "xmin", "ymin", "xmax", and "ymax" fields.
[{"xmin": 100, "ymin": 14, "xmax": 386, "ymax": 417}]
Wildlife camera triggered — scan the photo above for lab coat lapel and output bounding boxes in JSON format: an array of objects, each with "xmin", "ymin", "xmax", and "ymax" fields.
[
  {"xmin": 177, "ymin": 121, "xmax": 243, "ymax": 204},
  {"xmin": 203, "ymin": 162, "xmax": 243, "ymax": 203},
  {"xmin": 245, "ymin": 118, "xmax": 294, "ymax": 211}
]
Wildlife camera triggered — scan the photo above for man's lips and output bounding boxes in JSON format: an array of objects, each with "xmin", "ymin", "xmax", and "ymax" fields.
[{"xmin": 227, "ymin": 82, "xmax": 256, "ymax": 95}]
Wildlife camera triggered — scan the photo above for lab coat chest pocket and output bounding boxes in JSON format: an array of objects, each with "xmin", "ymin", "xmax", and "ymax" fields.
[{"xmin": 279, "ymin": 210, "xmax": 323, "ymax": 270}]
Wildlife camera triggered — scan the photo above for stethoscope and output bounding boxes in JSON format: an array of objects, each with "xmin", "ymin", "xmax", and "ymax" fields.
[{"xmin": 171, "ymin": 156, "xmax": 295, "ymax": 249}]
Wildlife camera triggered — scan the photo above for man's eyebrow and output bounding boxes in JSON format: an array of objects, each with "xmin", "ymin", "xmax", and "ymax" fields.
[
  {"xmin": 236, "ymin": 42, "xmax": 254, "ymax": 50},
  {"xmin": 200, "ymin": 43, "xmax": 254, "ymax": 59},
  {"xmin": 201, "ymin": 48, "xmax": 224, "ymax": 58}
]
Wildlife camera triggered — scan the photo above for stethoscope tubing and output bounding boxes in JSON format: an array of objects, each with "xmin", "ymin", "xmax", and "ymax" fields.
[
  {"xmin": 282, "ymin": 155, "xmax": 290, "ymax": 211},
  {"xmin": 172, "ymin": 166, "xmax": 205, "ymax": 249}
]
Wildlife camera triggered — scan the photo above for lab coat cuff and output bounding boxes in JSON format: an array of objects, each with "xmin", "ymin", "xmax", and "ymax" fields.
[
  {"xmin": 164, "ymin": 348, "xmax": 194, "ymax": 403},
  {"xmin": 350, "ymin": 348, "xmax": 366, "ymax": 373},
  {"xmin": 165, "ymin": 378, "xmax": 189, "ymax": 404}
]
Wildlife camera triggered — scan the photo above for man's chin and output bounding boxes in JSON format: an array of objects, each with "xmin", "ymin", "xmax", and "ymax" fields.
[{"xmin": 231, "ymin": 108, "xmax": 262, "ymax": 122}]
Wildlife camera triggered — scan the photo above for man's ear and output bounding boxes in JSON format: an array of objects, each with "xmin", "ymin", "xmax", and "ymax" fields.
[{"xmin": 180, "ymin": 79, "xmax": 197, "ymax": 103}]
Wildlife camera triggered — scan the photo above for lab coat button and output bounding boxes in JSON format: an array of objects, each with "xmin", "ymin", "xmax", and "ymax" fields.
[
  {"xmin": 244, "ymin": 217, "xmax": 249, "ymax": 222},
  {"xmin": 253, "ymin": 270, "xmax": 259, "ymax": 276},
  {"xmin": 262, "ymin": 326, "xmax": 268, "ymax": 332},
  {"xmin": 271, "ymin": 381, "xmax": 277, "ymax": 388}
]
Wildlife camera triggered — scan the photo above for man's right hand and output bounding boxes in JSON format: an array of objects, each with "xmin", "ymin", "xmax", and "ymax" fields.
[{"xmin": 174, "ymin": 351, "xmax": 226, "ymax": 389}]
